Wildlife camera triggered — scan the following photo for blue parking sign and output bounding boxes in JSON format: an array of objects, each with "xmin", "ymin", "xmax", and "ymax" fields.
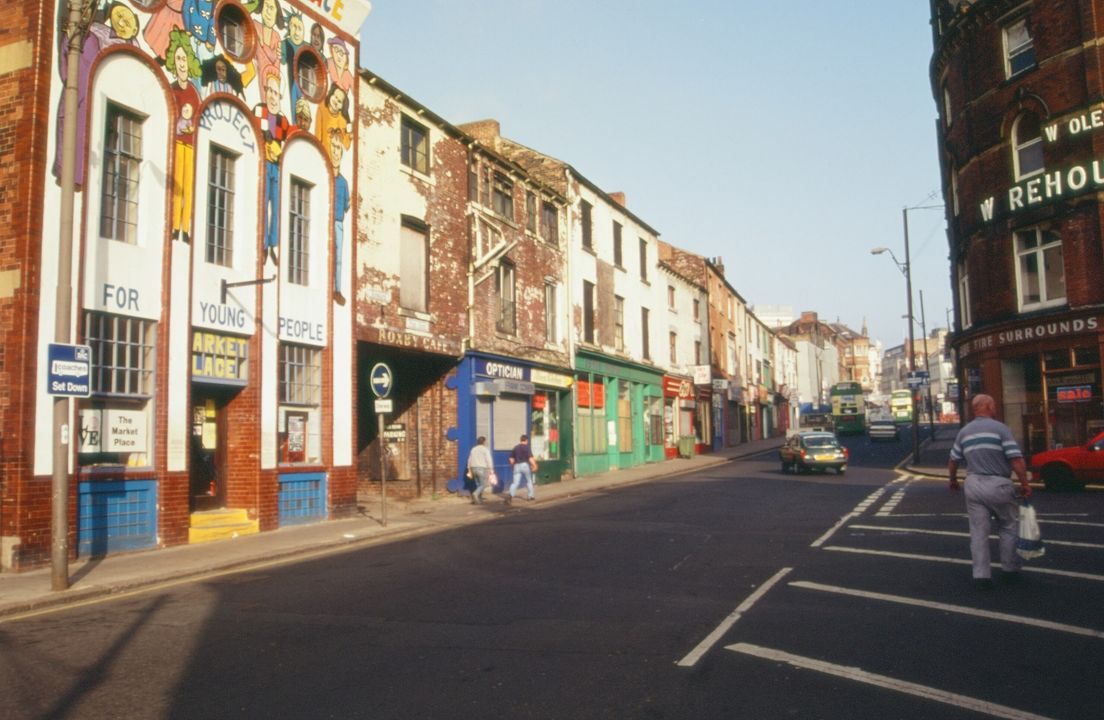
[{"xmin": 47, "ymin": 343, "xmax": 92, "ymax": 397}]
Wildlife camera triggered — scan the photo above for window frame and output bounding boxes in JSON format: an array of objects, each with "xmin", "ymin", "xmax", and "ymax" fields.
[
  {"xmin": 287, "ymin": 176, "xmax": 312, "ymax": 285},
  {"xmin": 581, "ymin": 200, "xmax": 593, "ymax": 251},
  {"xmin": 544, "ymin": 282, "xmax": 557, "ymax": 343},
  {"xmin": 400, "ymin": 115, "xmax": 430, "ymax": 175},
  {"xmin": 539, "ymin": 200, "xmax": 558, "ymax": 245},
  {"xmin": 1014, "ymin": 226, "xmax": 1066, "ymax": 311},
  {"xmin": 99, "ymin": 102, "xmax": 143, "ymax": 245},
  {"xmin": 957, "ymin": 259, "xmax": 972, "ymax": 330},
  {"xmin": 1004, "ymin": 17, "xmax": 1036, "ymax": 79},
  {"xmin": 492, "ymin": 172, "xmax": 514, "ymax": 221},
  {"xmin": 496, "ymin": 259, "xmax": 517, "ymax": 335},
  {"xmin": 84, "ymin": 311, "xmax": 156, "ymax": 398},
  {"xmin": 638, "ymin": 237, "xmax": 648, "ymax": 282},
  {"xmin": 641, "ymin": 306, "xmax": 650, "ymax": 360},
  {"xmin": 614, "ymin": 295, "xmax": 625, "ymax": 352},
  {"xmin": 1012, "ymin": 112, "xmax": 1045, "ymax": 181},
  {"xmin": 399, "ymin": 216, "xmax": 429, "ymax": 313},
  {"xmin": 279, "ymin": 342, "xmax": 322, "ymax": 407},
  {"xmin": 582, "ymin": 279, "xmax": 596, "ymax": 343},
  {"xmin": 206, "ymin": 143, "xmax": 236, "ymax": 267}
]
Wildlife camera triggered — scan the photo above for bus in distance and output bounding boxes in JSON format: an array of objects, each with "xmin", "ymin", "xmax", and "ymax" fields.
[
  {"xmin": 829, "ymin": 382, "xmax": 865, "ymax": 434},
  {"xmin": 890, "ymin": 389, "xmax": 913, "ymax": 424}
]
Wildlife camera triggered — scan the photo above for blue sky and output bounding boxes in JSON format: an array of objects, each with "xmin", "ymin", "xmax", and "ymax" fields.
[{"xmin": 358, "ymin": 1, "xmax": 950, "ymax": 351}]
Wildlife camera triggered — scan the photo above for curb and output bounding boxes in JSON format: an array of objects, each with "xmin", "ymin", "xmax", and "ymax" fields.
[{"xmin": 2, "ymin": 449, "xmax": 774, "ymax": 620}]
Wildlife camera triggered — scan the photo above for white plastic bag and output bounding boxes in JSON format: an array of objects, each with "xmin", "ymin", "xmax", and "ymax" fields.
[{"xmin": 1016, "ymin": 501, "xmax": 1045, "ymax": 560}]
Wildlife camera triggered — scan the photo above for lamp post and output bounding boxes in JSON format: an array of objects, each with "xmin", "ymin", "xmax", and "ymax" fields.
[{"xmin": 871, "ymin": 203, "xmax": 943, "ymax": 464}]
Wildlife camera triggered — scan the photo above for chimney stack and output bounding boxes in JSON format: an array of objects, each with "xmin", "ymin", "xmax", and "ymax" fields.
[
  {"xmin": 459, "ymin": 119, "xmax": 501, "ymax": 146},
  {"xmin": 608, "ymin": 191, "xmax": 626, "ymax": 207}
]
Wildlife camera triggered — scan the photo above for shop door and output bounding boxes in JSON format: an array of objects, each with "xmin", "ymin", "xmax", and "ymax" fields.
[{"xmin": 191, "ymin": 390, "xmax": 228, "ymax": 511}]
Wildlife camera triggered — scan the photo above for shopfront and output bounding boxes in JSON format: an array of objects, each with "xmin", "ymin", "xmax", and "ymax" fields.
[
  {"xmin": 453, "ymin": 353, "xmax": 574, "ymax": 489},
  {"xmin": 662, "ymin": 375, "xmax": 696, "ymax": 458},
  {"xmin": 711, "ymin": 378, "xmax": 728, "ymax": 451},
  {"xmin": 575, "ymin": 350, "xmax": 664, "ymax": 475},
  {"xmin": 956, "ymin": 313, "xmax": 1103, "ymax": 456}
]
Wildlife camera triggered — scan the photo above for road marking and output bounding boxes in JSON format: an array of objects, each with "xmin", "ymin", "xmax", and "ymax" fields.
[
  {"xmin": 811, "ymin": 487, "xmax": 889, "ymax": 548},
  {"xmin": 849, "ymin": 523, "xmax": 1104, "ymax": 550},
  {"xmin": 790, "ymin": 581, "xmax": 1104, "ymax": 640},
  {"xmin": 822, "ymin": 545, "xmax": 1104, "ymax": 582},
  {"xmin": 725, "ymin": 642, "xmax": 1056, "ymax": 720},
  {"xmin": 676, "ymin": 567, "xmax": 791, "ymax": 668},
  {"xmin": 811, "ymin": 512, "xmax": 859, "ymax": 548},
  {"xmin": 1040, "ymin": 519, "xmax": 1104, "ymax": 528},
  {"xmin": 876, "ymin": 487, "xmax": 908, "ymax": 516}
]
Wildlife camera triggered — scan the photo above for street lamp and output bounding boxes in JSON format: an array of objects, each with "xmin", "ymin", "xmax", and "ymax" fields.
[{"xmin": 870, "ymin": 203, "xmax": 944, "ymax": 464}]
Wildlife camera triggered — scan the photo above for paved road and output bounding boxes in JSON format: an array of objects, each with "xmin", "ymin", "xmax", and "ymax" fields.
[{"xmin": 3, "ymin": 437, "xmax": 1100, "ymax": 719}]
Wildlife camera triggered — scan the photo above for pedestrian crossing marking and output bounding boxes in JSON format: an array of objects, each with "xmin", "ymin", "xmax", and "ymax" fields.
[
  {"xmin": 726, "ymin": 642, "xmax": 1057, "ymax": 720},
  {"xmin": 789, "ymin": 580, "xmax": 1104, "ymax": 640}
]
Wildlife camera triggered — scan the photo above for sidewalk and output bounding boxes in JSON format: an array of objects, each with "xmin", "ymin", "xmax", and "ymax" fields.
[
  {"xmin": 905, "ymin": 423, "xmax": 958, "ymax": 477},
  {"xmin": 0, "ymin": 437, "xmax": 783, "ymax": 619}
]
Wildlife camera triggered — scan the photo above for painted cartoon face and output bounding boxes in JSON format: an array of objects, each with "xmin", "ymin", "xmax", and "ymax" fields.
[
  {"xmin": 110, "ymin": 4, "xmax": 138, "ymax": 41},
  {"xmin": 173, "ymin": 46, "xmax": 189, "ymax": 83},
  {"xmin": 328, "ymin": 87, "xmax": 346, "ymax": 115},
  {"xmin": 182, "ymin": 103, "xmax": 194, "ymax": 120},
  {"xmin": 331, "ymin": 43, "xmax": 347, "ymax": 70},
  {"xmin": 261, "ymin": 0, "xmax": 278, "ymax": 29},
  {"xmin": 265, "ymin": 75, "xmax": 281, "ymax": 113},
  {"xmin": 215, "ymin": 59, "xmax": 228, "ymax": 83},
  {"xmin": 310, "ymin": 24, "xmax": 324, "ymax": 52},
  {"xmin": 289, "ymin": 16, "xmax": 305, "ymax": 45}
]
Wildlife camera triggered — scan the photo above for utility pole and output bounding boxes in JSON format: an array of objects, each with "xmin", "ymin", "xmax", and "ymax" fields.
[
  {"xmin": 920, "ymin": 290, "xmax": 935, "ymax": 435},
  {"xmin": 52, "ymin": 0, "xmax": 92, "ymax": 591},
  {"xmin": 902, "ymin": 208, "xmax": 919, "ymax": 464}
]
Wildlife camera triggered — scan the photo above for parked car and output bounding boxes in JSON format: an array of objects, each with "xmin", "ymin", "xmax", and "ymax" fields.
[
  {"xmin": 1029, "ymin": 430, "xmax": 1104, "ymax": 490},
  {"xmin": 868, "ymin": 419, "xmax": 900, "ymax": 442},
  {"xmin": 780, "ymin": 432, "xmax": 849, "ymax": 474}
]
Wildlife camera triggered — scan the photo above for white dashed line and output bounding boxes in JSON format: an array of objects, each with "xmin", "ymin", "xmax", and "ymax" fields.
[
  {"xmin": 725, "ymin": 643, "xmax": 1057, "ymax": 720},
  {"xmin": 822, "ymin": 546, "xmax": 1104, "ymax": 582},
  {"xmin": 790, "ymin": 580, "xmax": 1104, "ymax": 640},
  {"xmin": 848, "ymin": 523, "xmax": 1104, "ymax": 550},
  {"xmin": 675, "ymin": 567, "xmax": 792, "ymax": 668}
]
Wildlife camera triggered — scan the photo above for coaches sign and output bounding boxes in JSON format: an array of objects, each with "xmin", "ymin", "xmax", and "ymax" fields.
[{"xmin": 47, "ymin": 343, "xmax": 92, "ymax": 397}]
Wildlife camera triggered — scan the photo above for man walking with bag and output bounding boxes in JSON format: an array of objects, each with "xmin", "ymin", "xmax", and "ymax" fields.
[{"xmin": 947, "ymin": 394, "xmax": 1032, "ymax": 590}]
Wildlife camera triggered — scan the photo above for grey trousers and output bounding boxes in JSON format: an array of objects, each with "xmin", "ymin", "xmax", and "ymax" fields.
[{"xmin": 964, "ymin": 474, "xmax": 1022, "ymax": 579}]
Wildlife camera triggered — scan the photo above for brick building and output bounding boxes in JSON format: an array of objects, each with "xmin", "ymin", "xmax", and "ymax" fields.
[
  {"xmin": 354, "ymin": 71, "xmax": 469, "ymax": 499},
  {"xmin": 1, "ymin": 0, "xmax": 370, "ymax": 570},
  {"xmin": 932, "ymin": 0, "xmax": 1104, "ymax": 453}
]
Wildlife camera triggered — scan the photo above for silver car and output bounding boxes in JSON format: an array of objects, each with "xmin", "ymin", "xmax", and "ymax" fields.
[{"xmin": 868, "ymin": 419, "xmax": 900, "ymax": 442}]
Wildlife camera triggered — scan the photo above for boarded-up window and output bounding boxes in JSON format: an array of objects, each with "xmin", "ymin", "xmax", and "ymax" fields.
[{"xmin": 400, "ymin": 219, "xmax": 428, "ymax": 312}]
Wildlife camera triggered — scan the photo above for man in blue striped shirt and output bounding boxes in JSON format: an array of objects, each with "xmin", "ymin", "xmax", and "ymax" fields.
[{"xmin": 948, "ymin": 394, "xmax": 1032, "ymax": 589}]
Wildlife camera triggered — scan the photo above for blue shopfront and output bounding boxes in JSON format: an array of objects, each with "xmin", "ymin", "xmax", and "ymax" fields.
[{"xmin": 449, "ymin": 353, "xmax": 574, "ymax": 493}]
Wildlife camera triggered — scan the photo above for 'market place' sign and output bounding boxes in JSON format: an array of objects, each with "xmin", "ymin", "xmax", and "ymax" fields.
[{"xmin": 980, "ymin": 106, "xmax": 1104, "ymax": 222}]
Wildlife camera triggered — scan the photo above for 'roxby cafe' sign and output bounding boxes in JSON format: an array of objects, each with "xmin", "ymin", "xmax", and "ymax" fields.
[{"xmin": 979, "ymin": 105, "xmax": 1104, "ymax": 222}]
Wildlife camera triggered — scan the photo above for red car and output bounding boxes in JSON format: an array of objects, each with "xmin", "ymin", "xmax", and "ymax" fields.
[{"xmin": 1029, "ymin": 430, "xmax": 1104, "ymax": 490}]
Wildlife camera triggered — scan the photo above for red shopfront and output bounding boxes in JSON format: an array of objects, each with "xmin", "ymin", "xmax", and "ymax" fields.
[{"xmin": 663, "ymin": 375, "xmax": 696, "ymax": 458}]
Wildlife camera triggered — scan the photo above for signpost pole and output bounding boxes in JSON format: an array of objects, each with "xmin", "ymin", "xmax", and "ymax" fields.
[
  {"xmin": 369, "ymin": 362, "xmax": 393, "ymax": 527},
  {"xmin": 378, "ymin": 412, "xmax": 387, "ymax": 526}
]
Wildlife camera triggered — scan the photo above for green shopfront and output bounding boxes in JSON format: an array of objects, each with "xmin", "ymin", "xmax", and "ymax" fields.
[{"xmin": 574, "ymin": 350, "xmax": 664, "ymax": 475}]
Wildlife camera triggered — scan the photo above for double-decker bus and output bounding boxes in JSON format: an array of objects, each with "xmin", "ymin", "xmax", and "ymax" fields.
[
  {"xmin": 890, "ymin": 389, "xmax": 913, "ymax": 424},
  {"xmin": 829, "ymin": 382, "xmax": 865, "ymax": 434}
]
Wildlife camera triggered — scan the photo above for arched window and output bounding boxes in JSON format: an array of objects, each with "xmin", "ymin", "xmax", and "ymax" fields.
[{"xmin": 1012, "ymin": 112, "xmax": 1044, "ymax": 180}]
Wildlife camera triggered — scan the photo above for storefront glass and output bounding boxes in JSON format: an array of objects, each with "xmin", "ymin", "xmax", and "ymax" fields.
[
  {"xmin": 618, "ymin": 382, "xmax": 633, "ymax": 452},
  {"xmin": 530, "ymin": 390, "xmax": 560, "ymax": 460}
]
